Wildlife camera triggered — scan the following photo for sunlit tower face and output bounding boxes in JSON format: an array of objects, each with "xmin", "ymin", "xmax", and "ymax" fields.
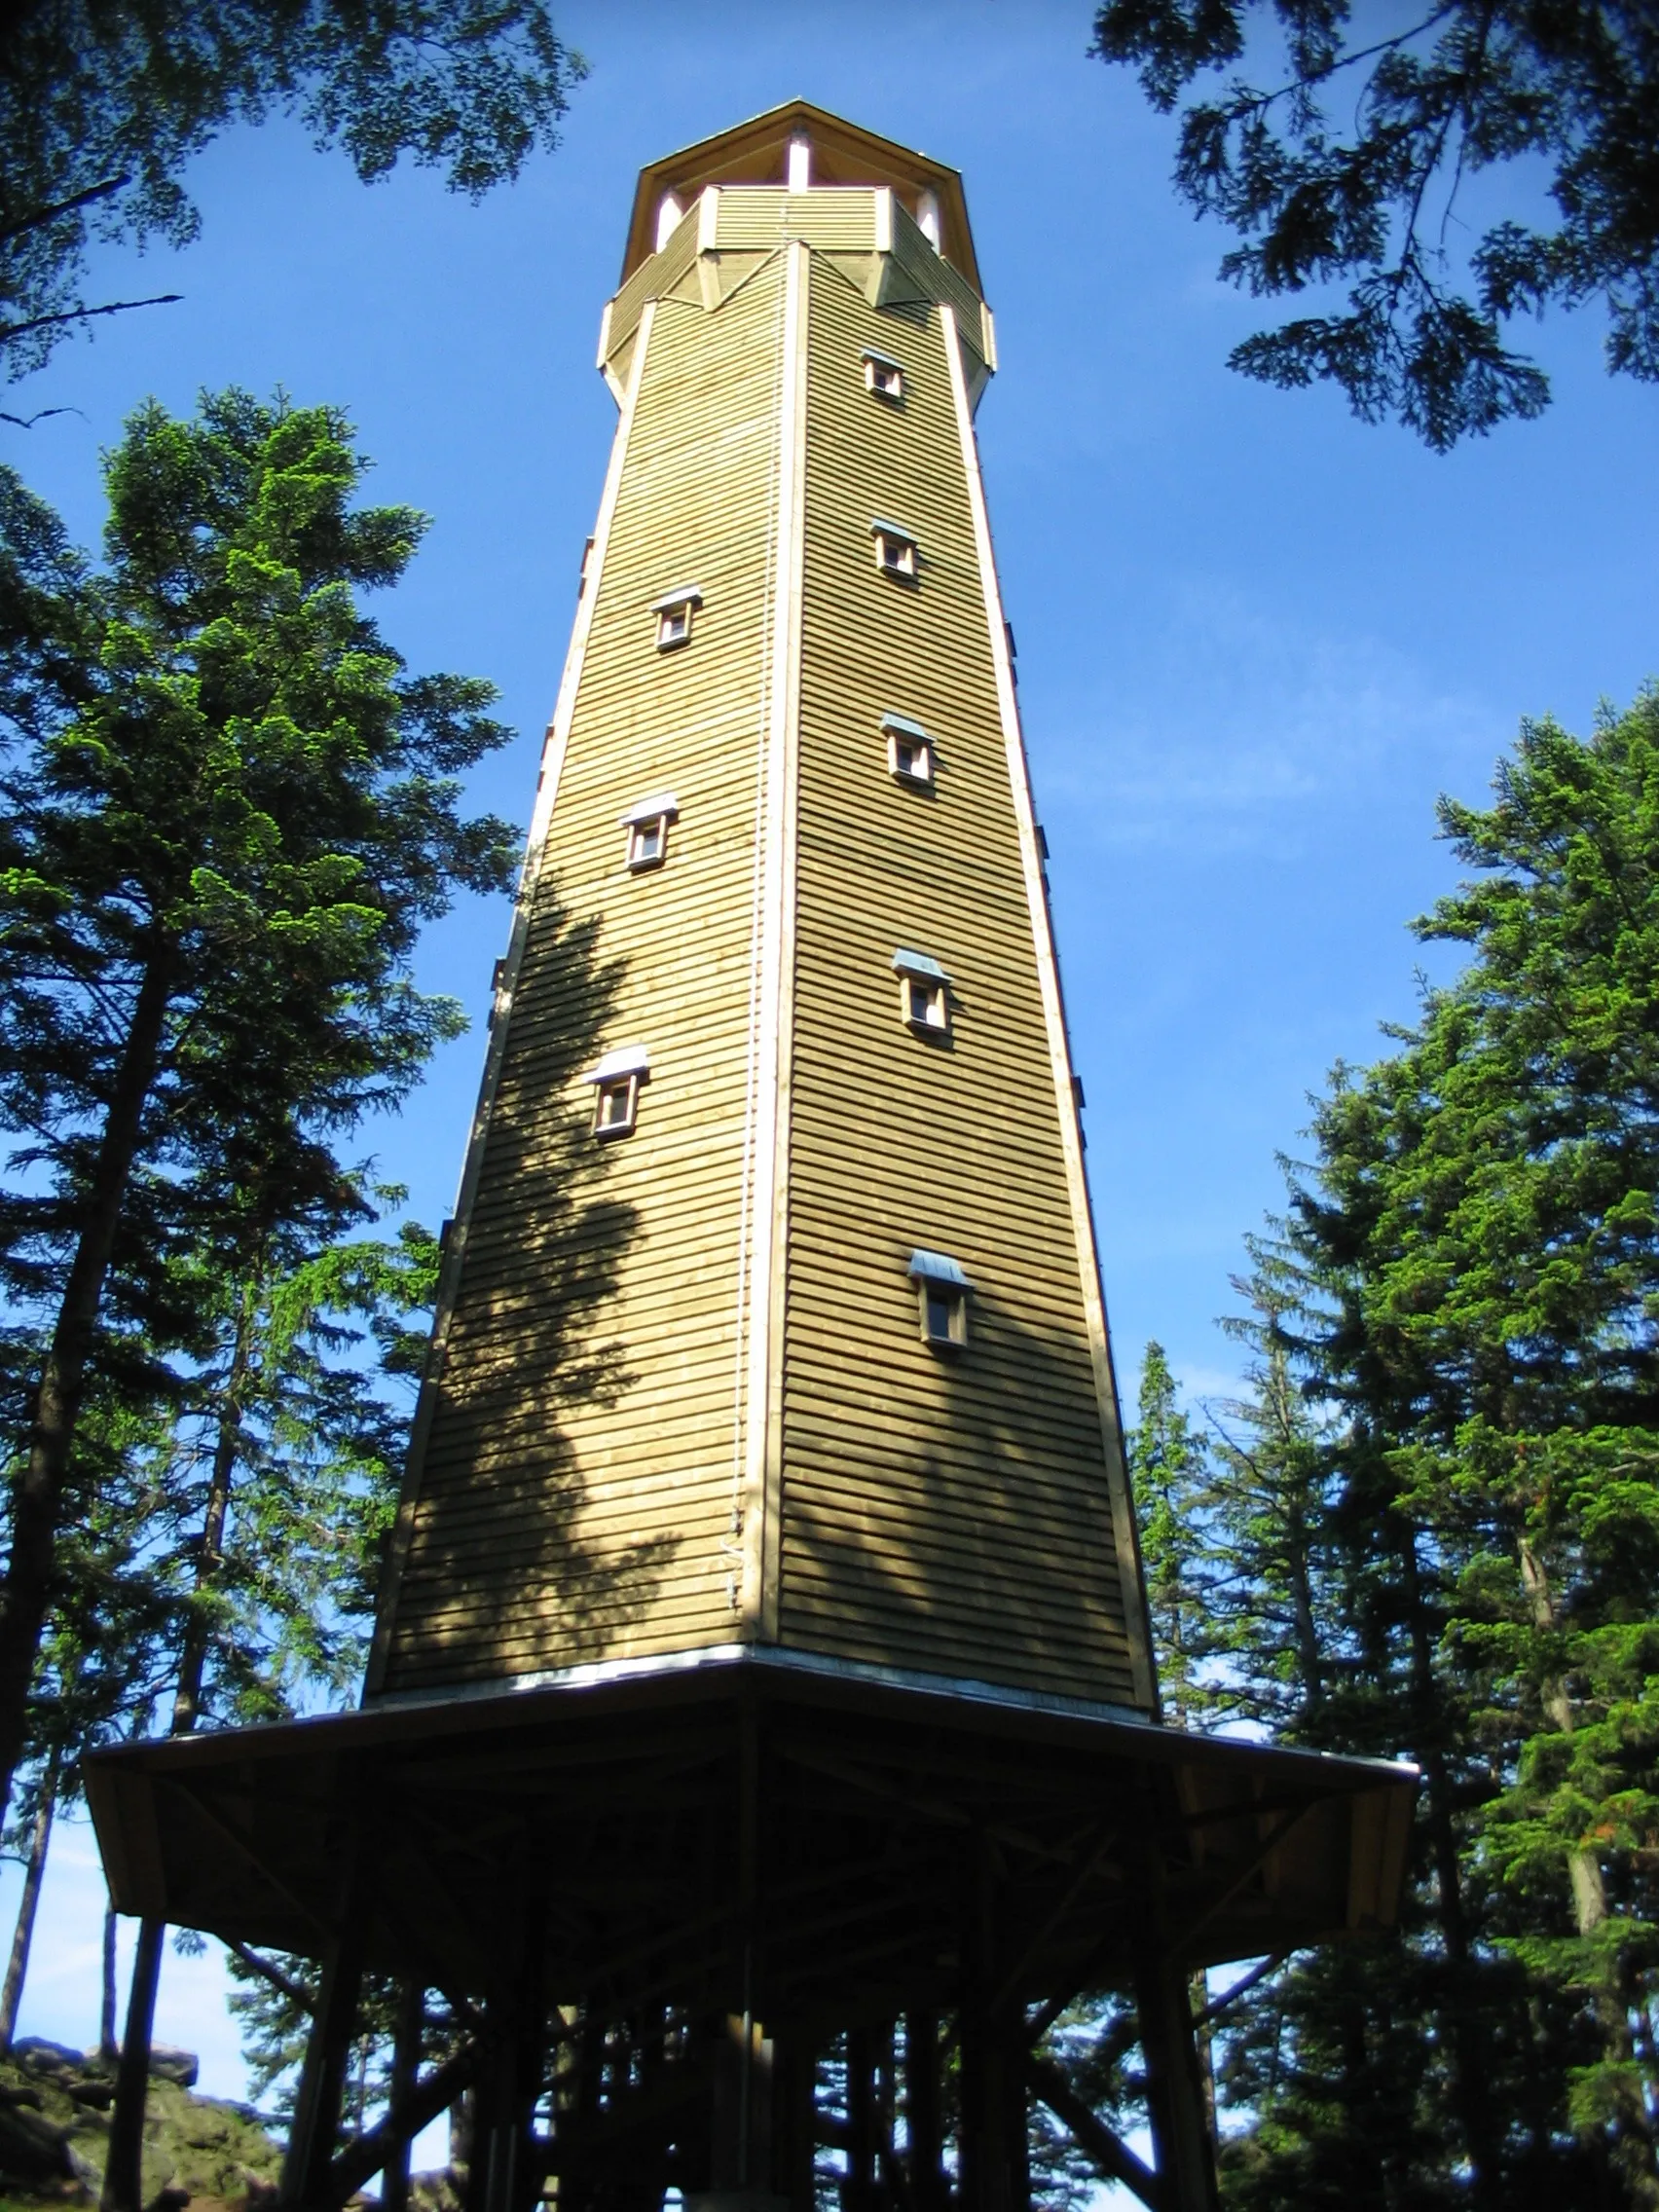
[{"xmin": 367, "ymin": 100, "xmax": 1156, "ymax": 1723}]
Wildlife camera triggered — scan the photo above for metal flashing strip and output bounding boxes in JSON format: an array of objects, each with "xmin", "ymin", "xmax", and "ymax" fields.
[
  {"xmin": 906, "ymin": 1248, "xmax": 972, "ymax": 1287},
  {"xmin": 892, "ymin": 947, "xmax": 948, "ymax": 984},
  {"xmin": 584, "ymin": 1044, "xmax": 650, "ymax": 1084},
  {"xmin": 650, "ymin": 583, "xmax": 703, "ymax": 611},
  {"xmin": 619, "ymin": 791, "xmax": 680, "ymax": 826},
  {"xmin": 362, "ymin": 1641, "xmax": 1417, "ymax": 1787},
  {"xmin": 364, "ymin": 1639, "xmax": 1154, "ymax": 1737},
  {"xmin": 881, "ymin": 710, "xmax": 929, "ymax": 740}
]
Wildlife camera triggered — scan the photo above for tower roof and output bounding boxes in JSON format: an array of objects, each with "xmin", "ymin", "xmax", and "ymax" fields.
[{"xmin": 620, "ymin": 97, "xmax": 981, "ymax": 291}]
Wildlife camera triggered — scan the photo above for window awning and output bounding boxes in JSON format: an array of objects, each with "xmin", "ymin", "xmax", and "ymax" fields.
[
  {"xmin": 907, "ymin": 1248, "xmax": 972, "ymax": 1289},
  {"xmin": 620, "ymin": 792, "xmax": 680, "ymax": 826},
  {"xmin": 584, "ymin": 1044, "xmax": 650, "ymax": 1085}
]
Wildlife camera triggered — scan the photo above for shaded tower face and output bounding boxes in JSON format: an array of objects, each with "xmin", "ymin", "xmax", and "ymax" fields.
[{"xmin": 368, "ymin": 102, "xmax": 1156, "ymax": 1715}]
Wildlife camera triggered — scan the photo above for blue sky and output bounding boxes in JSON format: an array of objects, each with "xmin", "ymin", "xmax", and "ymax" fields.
[{"xmin": 5, "ymin": 0, "xmax": 1657, "ymax": 2121}]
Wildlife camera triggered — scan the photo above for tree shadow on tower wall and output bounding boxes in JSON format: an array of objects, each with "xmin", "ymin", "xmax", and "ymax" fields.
[
  {"xmin": 780, "ymin": 1283, "xmax": 1142, "ymax": 1710},
  {"xmin": 383, "ymin": 884, "xmax": 681, "ymax": 1692}
]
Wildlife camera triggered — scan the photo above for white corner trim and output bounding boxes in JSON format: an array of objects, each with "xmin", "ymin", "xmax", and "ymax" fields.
[
  {"xmin": 939, "ymin": 303, "xmax": 1159, "ymax": 1715},
  {"xmin": 363, "ymin": 303, "xmax": 659, "ymax": 1701},
  {"xmin": 741, "ymin": 240, "xmax": 808, "ymax": 1644}
]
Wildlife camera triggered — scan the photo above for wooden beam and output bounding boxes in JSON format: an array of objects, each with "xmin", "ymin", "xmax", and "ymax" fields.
[
  {"xmin": 1163, "ymin": 1808, "xmax": 1309, "ymax": 1964},
  {"xmin": 1026, "ymin": 2055, "xmax": 1160, "ymax": 2210},
  {"xmin": 380, "ymin": 1982, "xmax": 424, "ymax": 2212},
  {"xmin": 1192, "ymin": 1950, "xmax": 1287, "ymax": 2032},
  {"xmin": 325, "ymin": 2044, "xmax": 477, "ymax": 2210},
  {"xmin": 159, "ymin": 1779, "xmax": 330, "ymax": 1944},
  {"xmin": 990, "ymin": 1823, "xmax": 1119, "ymax": 2012}
]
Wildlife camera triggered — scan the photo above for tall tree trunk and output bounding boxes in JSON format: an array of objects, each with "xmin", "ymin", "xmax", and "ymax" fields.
[
  {"xmin": 1520, "ymin": 1536, "xmax": 1659, "ymax": 2202},
  {"xmin": 101, "ymin": 1914, "xmax": 165, "ymax": 2212},
  {"xmin": 171, "ymin": 1293, "xmax": 254, "ymax": 1734},
  {"xmin": 100, "ymin": 1904, "xmax": 119, "ymax": 2062},
  {"xmin": 1396, "ymin": 1521, "xmax": 1502, "ymax": 2204},
  {"xmin": 0, "ymin": 945, "xmax": 173, "ymax": 1825},
  {"xmin": 107, "ymin": 1283, "xmax": 255, "ymax": 2193},
  {"xmin": 0, "ymin": 1751, "xmax": 58, "ymax": 2047}
]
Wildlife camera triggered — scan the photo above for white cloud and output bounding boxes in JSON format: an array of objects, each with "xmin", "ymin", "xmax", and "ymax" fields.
[{"xmin": 1039, "ymin": 579, "xmax": 1495, "ymax": 854}]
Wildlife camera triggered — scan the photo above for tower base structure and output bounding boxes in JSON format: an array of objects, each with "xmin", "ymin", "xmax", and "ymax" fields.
[{"xmin": 88, "ymin": 1649, "xmax": 1413, "ymax": 2212}]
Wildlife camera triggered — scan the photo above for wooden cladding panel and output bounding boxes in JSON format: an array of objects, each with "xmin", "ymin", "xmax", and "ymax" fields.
[
  {"xmin": 712, "ymin": 187, "xmax": 881, "ymax": 256},
  {"xmin": 381, "ymin": 263, "xmax": 793, "ymax": 1695},
  {"xmin": 888, "ymin": 198, "xmax": 988, "ymax": 354},
  {"xmin": 779, "ymin": 260, "xmax": 1137, "ymax": 1708}
]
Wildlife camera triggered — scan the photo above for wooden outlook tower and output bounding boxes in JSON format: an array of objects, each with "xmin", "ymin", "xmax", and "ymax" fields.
[{"xmin": 89, "ymin": 103, "xmax": 1414, "ymax": 2212}]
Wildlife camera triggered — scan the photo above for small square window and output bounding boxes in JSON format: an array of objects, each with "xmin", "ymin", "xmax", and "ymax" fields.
[
  {"xmin": 620, "ymin": 791, "xmax": 679, "ymax": 873},
  {"xmin": 584, "ymin": 1045, "xmax": 649, "ymax": 1140},
  {"xmin": 593, "ymin": 1073, "xmax": 640, "ymax": 1137},
  {"xmin": 628, "ymin": 815, "xmax": 669, "ymax": 870},
  {"xmin": 922, "ymin": 1283, "xmax": 968, "ymax": 1348},
  {"xmin": 893, "ymin": 949, "xmax": 950, "ymax": 1040},
  {"xmin": 873, "ymin": 528, "xmax": 917, "ymax": 579},
  {"xmin": 892, "ymin": 734, "xmax": 930, "ymax": 783},
  {"xmin": 884, "ymin": 715, "xmax": 933, "ymax": 788},
  {"xmin": 908, "ymin": 1249, "xmax": 972, "ymax": 1353},
  {"xmin": 864, "ymin": 350, "xmax": 904, "ymax": 401},
  {"xmin": 651, "ymin": 586, "xmax": 702, "ymax": 650},
  {"xmin": 903, "ymin": 976, "xmax": 948, "ymax": 1034}
]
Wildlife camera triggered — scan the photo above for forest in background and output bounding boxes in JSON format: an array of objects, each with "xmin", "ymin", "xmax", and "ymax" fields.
[{"xmin": 1091, "ymin": 691, "xmax": 1659, "ymax": 2208}]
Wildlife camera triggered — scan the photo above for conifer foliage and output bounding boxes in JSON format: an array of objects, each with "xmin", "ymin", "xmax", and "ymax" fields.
[
  {"xmin": 1127, "ymin": 691, "xmax": 1659, "ymax": 2205},
  {"xmin": 0, "ymin": 387, "xmax": 517, "ymax": 1832}
]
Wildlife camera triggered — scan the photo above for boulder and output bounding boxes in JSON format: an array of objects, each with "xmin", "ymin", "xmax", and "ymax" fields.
[
  {"xmin": 11, "ymin": 2035, "xmax": 85, "ymax": 2078},
  {"xmin": 0, "ymin": 2090, "xmax": 77, "ymax": 2184},
  {"xmin": 147, "ymin": 2046, "xmax": 200, "ymax": 2089}
]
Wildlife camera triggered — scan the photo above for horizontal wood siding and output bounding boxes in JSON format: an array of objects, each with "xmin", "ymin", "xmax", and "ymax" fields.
[
  {"xmin": 605, "ymin": 205, "xmax": 703, "ymax": 362},
  {"xmin": 381, "ymin": 263, "xmax": 790, "ymax": 1694},
  {"xmin": 780, "ymin": 257, "xmax": 1140, "ymax": 1707},
  {"xmin": 888, "ymin": 200, "xmax": 991, "ymax": 364}
]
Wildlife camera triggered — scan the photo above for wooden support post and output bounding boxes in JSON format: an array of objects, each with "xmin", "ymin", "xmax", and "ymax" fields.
[
  {"xmin": 903, "ymin": 2013, "xmax": 945, "ymax": 2212},
  {"xmin": 708, "ymin": 1701, "xmax": 779, "ymax": 2198},
  {"xmin": 474, "ymin": 1910, "xmax": 546, "ymax": 2212},
  {"xmin": 1134, "ymin": 1949, "xmax": 1220, "ymax": 2212},
  {"xmin": 772, "ymin": 2027, "xmax": 817, "ymax": 2212},
  {"xmin": 381, "ymin": 1982, "xmax": 424, "ymax": 2212},
  {"xmin": 959, "ymin": 1834, "xmax": 1015, "ymax": 2212},
  {"xmin": 844, "ymin": 2027, "xmax": 875, "ymax": 2212},
  {"xmin": 280, "ymin": 1904, "xmax": 370, "ymax": 2209},
  {"xmin": 100, "ymin": 1914, "xmax": 166, "ymax": 2212},
  {"xmin": 712, "ymin": 2008, "xmax": 775, "ymax": 2191},
  {"xmin": 873, "ymin": 2025, "xmax": 899, "ymax": 2210}
]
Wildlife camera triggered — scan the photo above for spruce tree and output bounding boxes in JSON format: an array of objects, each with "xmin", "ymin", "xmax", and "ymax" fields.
[
  {"xmin": 1217, "ymin": 691, "xmax": 1659, "ymax": 2204},
  {"xmin": 0, "ymin": 388, "xmax": 516, "ymax": 1830}
]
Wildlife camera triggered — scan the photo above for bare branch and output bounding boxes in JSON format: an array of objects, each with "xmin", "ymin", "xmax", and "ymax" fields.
[
  {"xmin": 0, "ymin": 177, "xmax": 132, "ymax": 248},
  {"xmin": 0, "ymin": 294, "xmax": 183, "ymax": 349}
]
